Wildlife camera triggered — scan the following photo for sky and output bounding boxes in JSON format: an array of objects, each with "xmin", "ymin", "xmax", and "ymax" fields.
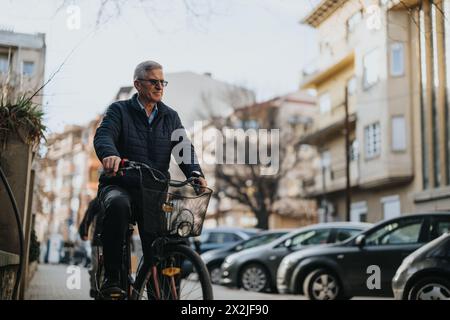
[{"xmin": 0, "ymin": 0, "xmax": 320, "ymax": 134}]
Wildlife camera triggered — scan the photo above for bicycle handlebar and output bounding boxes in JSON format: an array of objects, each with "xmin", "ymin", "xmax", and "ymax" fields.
[{"xmin": 118, "ymin": 159, "xmax": 203, "ymax": 189}]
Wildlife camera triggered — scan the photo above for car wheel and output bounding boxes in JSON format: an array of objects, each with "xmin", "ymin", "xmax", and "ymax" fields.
[
  {"xmin": 408, "ymin": 276, "xmax": 450, "ymax": 300},
  {"xmin": 239, "ymin": 263, "xmax": 270, "ymax": 292},
  {"xmin": 303, "ymin": 268, "xmax": 344, "ymax": 300},
  {"xmin": 208, "ymin": 264, "xmax": 222, "ymax": 285}
]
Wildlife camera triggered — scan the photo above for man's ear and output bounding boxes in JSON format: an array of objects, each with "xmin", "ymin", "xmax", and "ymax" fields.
[{"xmin": 133, "ymin": 80, "xmax": 141, "ymax": 91}]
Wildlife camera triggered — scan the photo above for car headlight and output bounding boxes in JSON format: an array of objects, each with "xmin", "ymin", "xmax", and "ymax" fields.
[
  {"xmin": 222, "ymin": 256, "xmax": 236, "ymax": 268},
  {"xmin": 394, "ymin": 256, "xmax": 413, "ymax": 280}
]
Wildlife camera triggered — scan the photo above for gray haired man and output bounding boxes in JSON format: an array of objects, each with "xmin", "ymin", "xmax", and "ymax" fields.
[{"xmin": 94, "ymin": 60, "xmax": 207, "ymax": 299}]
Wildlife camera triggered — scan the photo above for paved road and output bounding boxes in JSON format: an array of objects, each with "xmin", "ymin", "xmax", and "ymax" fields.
[{"xmin": 26, "ymin": 264, "xmax": 389, "ymax": 300}]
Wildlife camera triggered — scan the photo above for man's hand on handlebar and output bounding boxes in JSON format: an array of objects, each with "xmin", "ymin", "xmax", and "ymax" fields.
[
  {"xmin": 102, "ymin": 155, "xmax": 121, "ymax": 176},
  {"xmin": 193, "ymin": 176, "xmax": 207, "ymax": 194}
]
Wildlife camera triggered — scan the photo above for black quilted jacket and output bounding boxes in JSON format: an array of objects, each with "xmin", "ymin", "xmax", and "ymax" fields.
[{"xmin": 94, "ymin": 93, "xmax": 203, "ymax": 188}]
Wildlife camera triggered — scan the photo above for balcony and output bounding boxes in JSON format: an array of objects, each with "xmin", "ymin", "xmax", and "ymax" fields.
[
  {"xmin": 299, "ymin": 109, "xmax": 356, "ymax": 146},
  {"xmin": 305, "ymin": 159, "xmax": 360, "ymax": 196}
]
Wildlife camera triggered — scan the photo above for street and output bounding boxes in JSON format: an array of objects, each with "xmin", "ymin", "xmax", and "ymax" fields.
[
  {"xmin": 25, "ymin": 264, "xmax": 304, "ymax": 300},
  {"xmin": 26, "ymin": 264, "xmax": 389, "ymax": 300}
]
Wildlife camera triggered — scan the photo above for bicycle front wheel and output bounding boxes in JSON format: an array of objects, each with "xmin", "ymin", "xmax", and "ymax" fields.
[{"xmin": 132, "ymin": 243, "xmax": 213, "ymax": 300}]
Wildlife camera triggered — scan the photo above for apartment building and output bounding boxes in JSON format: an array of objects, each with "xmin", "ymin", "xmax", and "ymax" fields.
[
  {"xmin": 299, "ymin": 0, "xmax": 450, "ymax": 222},
  {"xmin": 0, "ymin": 30, "xmax": 46, "ymax": 103}
]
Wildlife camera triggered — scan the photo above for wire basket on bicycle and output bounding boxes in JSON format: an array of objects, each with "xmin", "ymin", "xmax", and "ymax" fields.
[
  {"xmin": 119, "ymin": 160, "xmax": 212, "ymax": 238},
  {"xmin": 142, "ymin": 181, "xmax": 212, "ymax": 237}
]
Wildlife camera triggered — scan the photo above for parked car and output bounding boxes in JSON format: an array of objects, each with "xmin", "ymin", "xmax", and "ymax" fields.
[
  {"xmin": 194, "ymin": 227, "xmax": 261, "ymax": 254},
  {"xmin": 220, "ymin": 222, "xmax": 371, "ymax": 293},
  {"xmin": 277, "ymin": 213, "xmax": 450, "ymax": 300},
  {"xmin": 201, "ymin": 229, "xmax": 291, "ymax": 284},
  {"xmin": 392, "ymin": 231, "xmax": 450, "ymax": 300}
]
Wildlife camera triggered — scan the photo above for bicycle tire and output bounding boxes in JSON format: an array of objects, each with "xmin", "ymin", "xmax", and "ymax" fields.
[{"xmin": 131, "ymin": 243, "xmax": 213, "ymax": 300}]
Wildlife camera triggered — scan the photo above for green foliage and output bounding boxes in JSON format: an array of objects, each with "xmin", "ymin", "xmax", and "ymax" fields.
[{"xmin": 0, "ymin": 95, "xmax": 46, "ymax": 151}]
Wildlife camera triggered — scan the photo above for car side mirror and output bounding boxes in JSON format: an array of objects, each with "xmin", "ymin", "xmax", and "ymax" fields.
[
  {"xmin": 284, "ymin": 239, "xmax": 293, "ymax": 249},
  {"xmin": 235, "ymin": 245, "xmax": 243, "ymax": 251},
  {"xmin": 355, "ymin": 234, "xmax": 366, "ymax": 247}
]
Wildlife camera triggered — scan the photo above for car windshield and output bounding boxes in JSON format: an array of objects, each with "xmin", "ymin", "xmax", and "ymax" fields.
[
  {"xmin": 291, "ymin": 229, "xmax": 331, "ymax": 247},
  {"xmin": 239, "ymin": 232, "xmax": 287, "ymax": 250},
  {"xmin": 365, "ymin": 218, "xmax": 423, "ymax": 245}
]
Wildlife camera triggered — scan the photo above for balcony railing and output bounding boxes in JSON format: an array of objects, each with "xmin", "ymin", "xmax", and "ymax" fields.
[{"xmin": 307, "ymin": 159, "xmax": 360, "ymax": 195}]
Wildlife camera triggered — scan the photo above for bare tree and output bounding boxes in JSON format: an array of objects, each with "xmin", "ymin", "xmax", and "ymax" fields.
[{"xmin": 199, "ymin": 89, "xmax": 315, "ymax": 229}]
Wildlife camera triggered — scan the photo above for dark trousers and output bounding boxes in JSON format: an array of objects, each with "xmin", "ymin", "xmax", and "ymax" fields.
[{"xmin": 97, "ymin": 184, "xmax": 155, "ymax": 279}]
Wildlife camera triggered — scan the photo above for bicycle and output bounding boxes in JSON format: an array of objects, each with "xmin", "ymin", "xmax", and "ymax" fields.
[{"xmin": 93, "ymin": 159, "xmax": 214, "ymax": 300}]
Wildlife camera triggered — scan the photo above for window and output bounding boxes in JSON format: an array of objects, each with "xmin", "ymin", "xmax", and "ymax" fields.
[
  {"xmin": 336, "ymin": 229, "xmax": 363, "ymax": 242},
  {"xmin": 242, "ymin": 120, "xmax": 259, "ymax": 129},
  {"xmin": 363, "ymin": 49, "xmax": 380, "ymax": 89},
  {"xmin": 347, "ymin": 10, "xmax": 363, "ymax": 36},
  {"xmin": 320, "ymin": 37, "xmax": 331, "ymax": 56},
  {"xmin": 365, "ymin": 218, "xmax": 424, "ymax": 246},
  {"xmin": 291, "ymin": 229, "xmax": 331, "ymax": 248},
  {"xmin": 347, "ymin": 76, "xmax": 357, "ymax": 96},
  {"xmin": 319, "ymin": 93, "xmax": 331, "ymax": 114},
  {"xmin": 0, "ymin": 54, "xmax": 9, "ymax": 74},
  {"xmin": 22, "ymin": 61, "xmax": 35, "ymax": 76},
  {"xmin": 390, "ymin": 43, "xmax": 405, "ymax": 76},
  {"xmin": 240, "ymin": 233, "xmax": 285, "ymax": 250},
  {"xmin": 320, "ymin": 150, "xmax": 331, "ymax": 168},
  {"xmin": 206, "ymin": 232, "xmax": 241, "ymax": 244},
  {"xmin": 437, "ymin": 222, "xmax": 450, "ymax": 236},
  {"xmin": 429, "ymin": 217, "xmax": 450, "ymax": 240},
  {"xmin": 365, "ymin": 122, "xmax": 381, "ymax": 158},
  {"xmin": 350, "ymin": 139, "xmax": 359, "ymax": 161},
  {"xmin": 238, "ymin": 119, "xmax": 259, "ymax": 130},
  {"xmin": 392, "ymin": 116, "xmax": 406, "ymax": 151},
  {"xmin": 381, "ymin": 195, "xmax": 401, "ymax": 220},
  {"xmin": 351, "ymin": 201, "xmax": 368, "ymax": 222}
]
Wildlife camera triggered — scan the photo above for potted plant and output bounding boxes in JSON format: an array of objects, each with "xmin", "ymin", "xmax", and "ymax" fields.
[{"xmin": 0, "ymin": 93, "xmax": 46, "ymax": 299}]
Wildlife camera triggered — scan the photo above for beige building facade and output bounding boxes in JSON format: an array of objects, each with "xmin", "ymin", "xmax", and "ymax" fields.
[
  {"xmin": 300, "ymin": 0, "xmax": 450, "ymax": 223},
  {"xmin": 0, "ymin": 30, "xmax": 46, "ymax": 103}
]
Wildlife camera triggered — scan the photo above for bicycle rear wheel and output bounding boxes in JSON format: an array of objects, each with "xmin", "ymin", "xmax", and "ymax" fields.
[{"xmin": 132, "ymin": 243, "xmax": 213, "ymax": 300}]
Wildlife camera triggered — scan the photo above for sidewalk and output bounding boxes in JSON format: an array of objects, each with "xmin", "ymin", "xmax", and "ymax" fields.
[{"xmin": 25, "ymin": 263, "xmax": 91, "ymax": 300}]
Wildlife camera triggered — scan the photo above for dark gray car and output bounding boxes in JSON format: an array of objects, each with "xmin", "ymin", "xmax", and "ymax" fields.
[
  {"xmin": 392, "ymin": 232, "xmax": 450, "ymax": 300},
  {"xmin": 277, "ymin": 213, "xmax": 450, "ymax": 300},
  {"xmin": 194, "ymin": 227, "xmax": 261, "ymax": 254},
  {"xmin": 220, "ymin": 222, "xmax": 371, "ymax": 293},
  {"xmin": 201, "ymin": 230, "xmax": 291, "ymax": 284}
]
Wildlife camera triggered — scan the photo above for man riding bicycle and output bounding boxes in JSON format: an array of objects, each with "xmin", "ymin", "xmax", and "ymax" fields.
[{"xmin": 93, "ymin": 60, "xmax": 207, "ymax": 299}]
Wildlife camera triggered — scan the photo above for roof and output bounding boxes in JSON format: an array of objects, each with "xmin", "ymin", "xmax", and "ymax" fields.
[
  {"xmin": 301, "ymin": 0, "xmax": 348, "ymax": 28},
  {"xmin": 0, "ymin": 30, "xmax": 45, "ymax": 49}
]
